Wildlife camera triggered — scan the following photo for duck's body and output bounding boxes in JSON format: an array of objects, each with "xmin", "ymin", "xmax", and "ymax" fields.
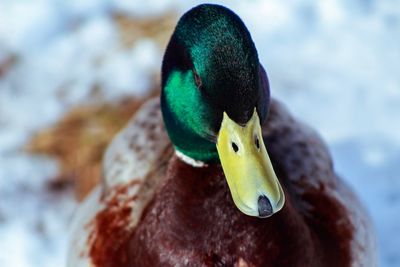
[
  {"xmin": 68, "ymin": 4, "xmax": 376, "ymax": 267},
  {"xmin": 68, "ymin": 98, "xmax": 375, "ymax": 267}
]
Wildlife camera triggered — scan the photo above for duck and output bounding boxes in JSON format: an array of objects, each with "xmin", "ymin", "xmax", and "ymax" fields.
[{"xmin": 67, "ymin": 4, "xmax": 377, "ymax": 267}]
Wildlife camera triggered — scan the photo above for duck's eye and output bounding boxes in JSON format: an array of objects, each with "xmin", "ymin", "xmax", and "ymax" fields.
[
  {"xmin": 255, "ymin": 136, "xmax": 260, "ymax": 150},
  {"xmin": 231, "ymin": 142, "xmax": 239, "ymax": 153},
  {"xmin": 193, "ymin": 69, "xmax": 202, "ymax": 88}
]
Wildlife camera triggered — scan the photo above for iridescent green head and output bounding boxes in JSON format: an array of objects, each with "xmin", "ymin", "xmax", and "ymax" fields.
[
  {"xmin": 161, "ymin": 4, "xmax": 269, "ymax": 162},
  {"xmin": 161, "ymin": 4, "xmax": 284, "ymax": 218}
]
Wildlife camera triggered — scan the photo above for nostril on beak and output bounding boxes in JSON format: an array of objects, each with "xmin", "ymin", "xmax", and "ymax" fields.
[{"xmin": 258, "ymin": 195, "xmax": 273, "ymax": 218}]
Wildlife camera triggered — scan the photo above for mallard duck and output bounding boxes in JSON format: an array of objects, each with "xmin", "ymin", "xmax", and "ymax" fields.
[{"xmin": 67, "ymin": 4, "xmax": 377, "ymax": 267}]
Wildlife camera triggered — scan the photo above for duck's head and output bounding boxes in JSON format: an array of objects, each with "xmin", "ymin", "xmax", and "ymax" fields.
[{"xmin": 161, "ymin": 4, "xmax": 284, "ymax": 218}]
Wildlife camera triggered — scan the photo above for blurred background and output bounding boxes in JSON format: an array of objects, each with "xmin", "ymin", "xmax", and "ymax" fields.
[{"xmin": 0, "ymin": 0, "xmax": 399, "ymax": 266}]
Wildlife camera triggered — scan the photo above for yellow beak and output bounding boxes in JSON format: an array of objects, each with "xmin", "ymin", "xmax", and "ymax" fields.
[{"xmin": 216, "ymin": 109, "xmax": 285, "ymax": 218}]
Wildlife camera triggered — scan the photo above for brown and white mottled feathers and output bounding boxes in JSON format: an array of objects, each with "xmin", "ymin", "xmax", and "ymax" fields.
[
  {"xmin": 67, "ymin": 97, "xmax": 376, "ymax": 267},
  {"xmin": 67, "ymin": 98, "xmax": 174, "ymax": 267}
]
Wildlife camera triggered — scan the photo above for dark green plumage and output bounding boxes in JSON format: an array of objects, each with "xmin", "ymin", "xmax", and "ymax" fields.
[{"xmin": 161, "ymin": 4, "xmax": 270, "ymax": 162}]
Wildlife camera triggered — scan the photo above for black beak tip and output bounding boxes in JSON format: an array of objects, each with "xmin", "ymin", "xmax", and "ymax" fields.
[{"xmin": 258, "ymin": 195, "xmax": 273, "ymax": 218}]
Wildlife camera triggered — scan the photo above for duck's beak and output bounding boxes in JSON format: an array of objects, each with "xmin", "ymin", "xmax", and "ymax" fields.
[{"xmin": 216, "ymin": 109, "xmax": 285, "ymax": 218}]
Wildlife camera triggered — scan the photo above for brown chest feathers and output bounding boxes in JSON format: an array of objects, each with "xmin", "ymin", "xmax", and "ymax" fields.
[
  {"xmin": 84, "ymin": 99, "xmax": 363, "ymax": 267},
  {"xmin": 89, "ymin": 155, "xmax": 353, "ymax": 267}
]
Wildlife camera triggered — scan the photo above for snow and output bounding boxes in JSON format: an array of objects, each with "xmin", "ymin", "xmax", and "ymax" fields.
[
  {"xmin": 0, "ymin": 0, "xmax": 399, "ymax": 266},
  {"xmin": 111, "ymin": 0, "xmax": 180, "ymax": 17},
  {"xmin": 98, "ymin": 39, "xmax": 161, "ymax": 98},
  {"xmin": 0, "ymin": 153, "xmax": 74, "ymax": 267}
]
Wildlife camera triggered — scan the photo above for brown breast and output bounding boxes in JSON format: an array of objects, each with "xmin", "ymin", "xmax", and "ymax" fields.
[
  {"xmin": 126, "ymin": 151, "xmax": 353, "ymax": 267},
  {"xmin": 88, "ymin": 99, "xmax": 356, "ymax": 267}
]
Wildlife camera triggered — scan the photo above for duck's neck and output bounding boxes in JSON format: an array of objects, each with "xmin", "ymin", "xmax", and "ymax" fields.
[{"xmin": 175, "ymin": 150, "xmax": 208, "ymax": 168}]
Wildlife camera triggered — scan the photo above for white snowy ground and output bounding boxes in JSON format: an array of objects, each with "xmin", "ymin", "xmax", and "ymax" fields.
[{"xmin": 0, "ymin": 0, "xmax": 399, "ymax": 266}]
